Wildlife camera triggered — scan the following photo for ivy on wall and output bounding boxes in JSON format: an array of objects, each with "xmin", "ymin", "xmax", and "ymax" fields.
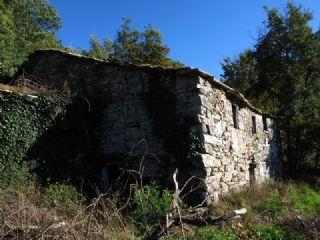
[{"xmin": 0, "ymin": 91, "xmax": 69, "ymax": 188}]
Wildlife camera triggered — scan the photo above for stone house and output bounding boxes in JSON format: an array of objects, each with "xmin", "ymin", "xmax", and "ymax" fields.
[{"xmin": 19, "ymin": 49, "xmax": 280, "ymax": 202}]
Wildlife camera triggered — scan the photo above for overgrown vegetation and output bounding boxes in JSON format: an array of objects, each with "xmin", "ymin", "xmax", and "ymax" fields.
[
  {"xmin": 0, "ymin": 184, "xmax": 137, "ymax": 239},
  {"xmin": 0, "ymin": 90, "xmax": 69, "ymax": 189},
  {"xmin": 0, "ymin": 180, "xmax": 319, "ymax": 239},
  {"xmin": 158, "ymin": 181, "xmax": 319, "ymax": 239}
]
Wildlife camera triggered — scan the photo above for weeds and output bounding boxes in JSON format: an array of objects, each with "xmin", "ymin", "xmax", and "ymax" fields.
[
  {"xmin": 261, "ymin": 194, "xmax": 284, "ymax": 218},
  {"xmin": 0, "ymin": 186, "xmax": 136, "ymax": 239},
  {"xmin": 288, "ymin": 183, "xmax": 320, "ymax": 216},
  {"xmin": 43, "ymin": 183, "xmax": 85, "ymax": 216},
  {"xmin": 192, "ymin": 226, "xmax": 236, "ymax": 240},
  {"xmin": 0, "ymin": 179, "xmax": 319, "ymax": 239},
  {"xmin": 254, "ymin": 225, "xmax": 298, "ymax": 240}
]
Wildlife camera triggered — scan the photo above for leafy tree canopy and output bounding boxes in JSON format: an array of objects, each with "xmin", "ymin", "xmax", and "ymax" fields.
[
  {"xmin": 222, "ymin": 3, "xmax": 320, "ymax": 120},
  {"xmin": 83, "ymin": 18, "xmax": 184, "ymax": 67},
  {"xmin": 0, "ymin": 0, "xmax": 61, "ymax": 75},
  {"xmin": 221, "ymin": 3, "xmax": 320, "ymax": 170}
]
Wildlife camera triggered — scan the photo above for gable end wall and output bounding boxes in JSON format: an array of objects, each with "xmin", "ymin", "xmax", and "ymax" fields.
[{"xmin": 196, "ymin": 76, "xmax": 280, "ymax": 202}]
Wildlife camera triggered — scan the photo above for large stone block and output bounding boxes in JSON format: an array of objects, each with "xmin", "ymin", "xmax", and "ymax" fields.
[{"xmin": 201, "ymin": 154, "xmax": 222, "ymax": 168}]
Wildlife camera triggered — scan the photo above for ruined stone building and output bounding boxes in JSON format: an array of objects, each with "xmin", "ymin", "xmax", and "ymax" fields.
[{"xmin": 19, "ymin": 49, "xmax": 280, "ymax": 202}]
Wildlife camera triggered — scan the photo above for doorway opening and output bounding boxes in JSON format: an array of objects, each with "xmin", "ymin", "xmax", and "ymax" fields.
[
  {"xmin": 249, "ymin": 157, "xmax": 257, "ymax": 186},
  {"xmin": 101, "ymin": 164, "xmax": 121, "ymax": 193}
]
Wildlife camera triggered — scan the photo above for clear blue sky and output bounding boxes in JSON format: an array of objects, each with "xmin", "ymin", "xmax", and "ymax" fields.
[{"xmin": 50, "ymin": 0, "xmax": 320, "ymax": 79}]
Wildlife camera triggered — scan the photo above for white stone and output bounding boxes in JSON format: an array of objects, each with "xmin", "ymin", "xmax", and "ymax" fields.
[
  {"xmin": 201, "ymin": 154, "xmax": 222, "ymax": 168},
  {"xmin": 221, "ymin": 156, "xmax": 230, "ymax": 165},
  {"xmin": 223, "ymin": 172, "xmax": 233, "ymax": 182},
  {"xmin": 204, "ymin": 134, "xmax": 222, "ymax": 145}
]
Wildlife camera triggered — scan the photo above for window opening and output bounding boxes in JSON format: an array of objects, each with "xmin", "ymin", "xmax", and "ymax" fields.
[{"xmin": 232, "ymin": 104, "xmax": 239, "ymax": 129}]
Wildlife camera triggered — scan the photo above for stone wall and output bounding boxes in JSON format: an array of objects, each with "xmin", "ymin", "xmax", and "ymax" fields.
[
  {"xmin": 20, "ymin": 50, "xmax": 203, "ymax": 178},
  {"xmin": 196, "ymin": 76, "xmax": 279, "ymax": 202},
  {"xmin": 19, "ymin": 50, "xmax": 280, "ymax": 201}
]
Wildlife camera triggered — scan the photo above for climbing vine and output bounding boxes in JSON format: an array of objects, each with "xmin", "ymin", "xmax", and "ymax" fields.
[{"xmin": 0, "ymin": 91, "xmax": 70, "ymax": 188}]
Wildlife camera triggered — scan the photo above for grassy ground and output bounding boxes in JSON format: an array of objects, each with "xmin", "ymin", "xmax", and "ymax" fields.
[
  {"xmin": 165, "ymin": 180, "xmax": 320, "ymax": 240},
  {"xmin": 0, "ymin": 180, "xmax": 319, "ymax": 239}
]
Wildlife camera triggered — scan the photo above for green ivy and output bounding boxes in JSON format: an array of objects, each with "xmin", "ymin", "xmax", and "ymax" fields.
[{"xmin": 0, "ymin": 91, "xmax": 69, "ymax": 188}]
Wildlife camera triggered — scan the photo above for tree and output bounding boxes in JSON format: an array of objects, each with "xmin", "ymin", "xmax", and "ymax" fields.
[
  {"xmin": 222, "ymin": 3, "xmax": 320, "ymax": 171},
  {"xmin": 0, "ymin": 0, "xmax": 61, "ymax": 75},
  {"xmin": 85, "ymin": 35, "xmax": 112, "ymax": 60},
  {"xmin": 221, "ymin": 50, "xmax": 259, "ymax": 105},
  {"xmin": 84, "ymin": 18, "xmax": 184, "ymax": 67}
]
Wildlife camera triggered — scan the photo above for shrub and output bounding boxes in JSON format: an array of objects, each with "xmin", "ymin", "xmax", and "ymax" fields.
[
  {"xmin": 0, "ymin": 161, "xmax": 34, "ymax": 189},
  {"xmin": 192, "ymin": 227, "xmax": 236, "ymax": 240},
  {"xmin": 44, "ymin": 183, "xmax": 84, "ymax": 212},
  {"xmin": 131, "ymin": 183, "xmax": 172, "ymax": 233}
]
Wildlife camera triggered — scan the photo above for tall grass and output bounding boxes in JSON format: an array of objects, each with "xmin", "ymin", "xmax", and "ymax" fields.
[
  {"xmin": 0, "ymin": 180, "xmax": 319, "ymax": 239},
  {"xmin": 0, "ymin": 185, "xmax": 136, "ymax": 239}
]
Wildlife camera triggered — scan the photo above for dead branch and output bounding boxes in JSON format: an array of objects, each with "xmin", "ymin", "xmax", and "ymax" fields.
[
  {"xmin": 150, "ymin": 168, "xmax": 247, "ymax": 239},
  {"xmin": 181, "ymin": 208, "xmax": 247, "ymax": 225}
]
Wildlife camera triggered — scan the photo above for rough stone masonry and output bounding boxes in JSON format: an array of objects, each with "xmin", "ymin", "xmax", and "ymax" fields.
[{"xmin": 19, "ymin": 49, "xmax": 281, "ymax": 202}]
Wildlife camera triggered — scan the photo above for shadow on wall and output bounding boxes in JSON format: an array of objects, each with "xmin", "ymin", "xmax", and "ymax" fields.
[{"xmin": 26, "ymin": 96, "xmax": 107, "ymax": 196}]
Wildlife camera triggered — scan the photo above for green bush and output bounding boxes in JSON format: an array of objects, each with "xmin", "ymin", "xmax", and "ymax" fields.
[
  {"xmin": 192, "ymin": 227, "xmax": 236, "ymax": 240},
  {"xmin": 131, "ymin": 183, "xmax": 172, "ymax": 231},
  {"xmin": 0, "ymin": 161, "xmax": 34, "ymax": 189},
  {"xmin": 44, "ymin": 183, "xmax": 84, "ymax": 209}
]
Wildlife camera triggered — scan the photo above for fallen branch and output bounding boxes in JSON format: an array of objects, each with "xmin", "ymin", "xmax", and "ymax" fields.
[{"xmin": 182, "ymin": 208, "xmax": 247, "ymax": 225}]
